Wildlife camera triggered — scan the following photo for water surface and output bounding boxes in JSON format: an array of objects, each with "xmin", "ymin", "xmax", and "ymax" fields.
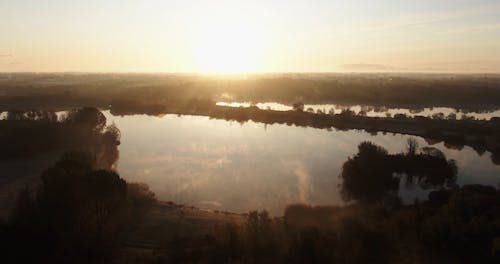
[{"xmin": 106, "ymin": 112, "xmax": 500, "ymax": 215}]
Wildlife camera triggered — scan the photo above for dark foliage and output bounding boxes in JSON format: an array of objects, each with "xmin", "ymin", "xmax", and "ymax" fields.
[
  {"xmin": 0, "ymin": 107, "xmax": 120, "ymax": 169},
  {"xmin": 340, "ymin": 141, "xmax": 457, "ymax": 205},
  {"xmin": 0, "ymin": 152, "xmax": 155, "ymax": 263},
  {"xmin": 145, "ymin": 183, "xmax": 500, "ymax": 264}
]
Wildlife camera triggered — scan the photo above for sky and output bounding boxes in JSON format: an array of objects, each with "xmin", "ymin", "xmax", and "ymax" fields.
[{"xmin": 1, "ymin": 0, "xmax": 500, "ymax": 73}]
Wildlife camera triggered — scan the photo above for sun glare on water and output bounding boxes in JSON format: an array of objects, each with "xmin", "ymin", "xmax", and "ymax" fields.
[{"xmin": 192, "ymin": 13, "xmax": 266, "ymax": 74}]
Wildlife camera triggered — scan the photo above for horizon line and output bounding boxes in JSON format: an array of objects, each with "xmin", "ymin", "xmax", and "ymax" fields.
[{"xmin": 1, "ymin": 71, "xmax": 499, "ymax": 75}]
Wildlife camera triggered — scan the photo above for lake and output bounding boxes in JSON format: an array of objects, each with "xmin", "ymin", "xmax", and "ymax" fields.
[{"xmin": 105, "ymin": 111, "xmax": 500, "ymax": 215}]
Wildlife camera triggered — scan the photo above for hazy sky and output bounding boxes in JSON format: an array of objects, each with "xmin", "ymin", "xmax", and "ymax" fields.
[{"xmin": 1, "ymin": 0, "xmax": 500, "ymax": 73}]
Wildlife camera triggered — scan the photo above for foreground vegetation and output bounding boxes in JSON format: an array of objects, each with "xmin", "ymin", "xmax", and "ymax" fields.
[
  {"xmin": 143, "ymin": 186, "xmax": 500, "ymax": 264},
  {"xmin": 1, "ymin": 135, "xmax": 499, "ymax": 263},
  {"xmin": 1, "ymin": 151, "xmax": 156, "ymax": 263}
]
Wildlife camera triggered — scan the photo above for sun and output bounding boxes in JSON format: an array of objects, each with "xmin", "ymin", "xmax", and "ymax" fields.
[{"xmin": 192, "ymin": 18, "xmax": 265, "ymax": 74}]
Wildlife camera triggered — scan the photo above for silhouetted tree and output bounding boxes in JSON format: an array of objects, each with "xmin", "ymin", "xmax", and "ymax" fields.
[
  {"xmin": 406, "ymin": 137, "xmax": 419, "ymax": 156},
  {"xmin": 341, "ymin": 141, "xmax": 457, "ymax": 205},
  {"xmin": 340, "ymin": 142, "xmax": 399, "ymax": 204},
  {"xmin": 292, "ymin": 102, "xmax": 304, "ymax": 112}
]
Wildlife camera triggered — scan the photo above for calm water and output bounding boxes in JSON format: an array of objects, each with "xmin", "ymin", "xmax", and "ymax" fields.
[
  {"xmin": 216, "ymin": 102, "xmax": 500, "ymax": 120},
  {"xmin": 105, "ymin": 111, "xmax": 500, "ymax": 215}
]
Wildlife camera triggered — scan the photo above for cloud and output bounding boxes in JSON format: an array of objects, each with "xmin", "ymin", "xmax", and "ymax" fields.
[
  {"xmin": 351, "ymin": 4, "xmax": 500, "ymax": 33},
  {"xmin": 404, "ymin": 60, "xmax": 500, "ymax": 73},
  {"xmin": 441, "ymin": 23, "xmax": 500, "ymax": 35},
  {"xmin": 0, "ymin": 54, "xmax": 12, "ymax": 58},
  {"xmin": 339, "ymin": 63, "xmax": 392, "ymax": 71},
  {"xmin": 470, "ymin": 23, "xmax": 500, "ymax": 31},
  {"xmin": 338, "ymin": 61, "xmax": 500, "ymax": 73}
]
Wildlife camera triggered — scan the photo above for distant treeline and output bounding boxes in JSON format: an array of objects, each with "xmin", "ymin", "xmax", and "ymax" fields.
[{"xmin": 1, "ymin": 73, "xmax": 500, "ymax": 111}]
